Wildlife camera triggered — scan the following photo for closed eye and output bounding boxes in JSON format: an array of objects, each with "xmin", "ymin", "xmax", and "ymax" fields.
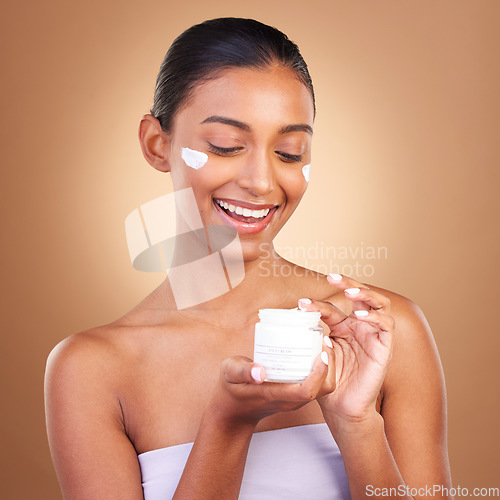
[
  {"xmin": 276, "ymin": 151, "xmax": 303, "ymax": 163},
  {"xmin": 207, "ymin": 142, "xmax": 243, "ymax": 157}
]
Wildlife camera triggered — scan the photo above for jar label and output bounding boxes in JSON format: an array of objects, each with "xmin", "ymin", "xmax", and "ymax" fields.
[{"xmin": 253, "ymin": 326, "xmax": 323, "ymax": 383}]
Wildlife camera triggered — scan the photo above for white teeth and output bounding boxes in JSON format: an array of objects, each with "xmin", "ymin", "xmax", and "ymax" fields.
[{"xmin": 215, "ymin": 199, "xmax": 272, "ymax": 220}]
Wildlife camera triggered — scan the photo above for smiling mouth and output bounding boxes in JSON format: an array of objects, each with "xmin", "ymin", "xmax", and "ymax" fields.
[{"xmin": 213, "ymin": 198, "xmax": 278, "ymax": 224}]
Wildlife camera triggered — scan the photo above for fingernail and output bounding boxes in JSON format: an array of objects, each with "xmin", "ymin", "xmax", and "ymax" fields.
[
  {"xmin": 251, "ymin": 366, "xmax": 262, "ymax": 382},
  {"xmin": 323, "ymin": 336, "xmax": 333, "ymax": 348},
  {"xmin": 354, "ymin": 310, "xmax": 369, "ymax": 317},
  {"xmin": 321, "ymin": 351, "xmax": 329, "ymax": 365},
  {"xmin": 298, "ymin": 298, "xmax": 311, "ymax": 310},
  {"xmin": 328, "ymin": 273, "xmax": 342, "ymax": 281},
  {"xmin": 345, "ymin": 287, "xmax": 360, "ymax": 296}
]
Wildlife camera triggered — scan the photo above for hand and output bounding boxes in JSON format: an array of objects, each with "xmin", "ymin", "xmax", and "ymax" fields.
[
  {"xmin": 298, "ymin": 274, "xmax": 395, "ymax": 430},
  {"xmin": 209, "ymin": 354, "xmax": 329, "ymax": 428}
]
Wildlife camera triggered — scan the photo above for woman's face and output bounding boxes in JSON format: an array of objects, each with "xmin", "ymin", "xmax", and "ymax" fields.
[{"xmin": 166, "ymin": 64, "xmax": 314, "ymax": 261}]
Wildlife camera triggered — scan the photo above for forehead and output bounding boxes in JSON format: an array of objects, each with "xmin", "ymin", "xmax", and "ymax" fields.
[{"xmin": 174, "ymin": 65, "xmax": 315, "ymax": 131}]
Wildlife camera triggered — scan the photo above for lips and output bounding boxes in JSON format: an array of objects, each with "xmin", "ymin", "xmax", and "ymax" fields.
[
  {"xmin": 213, "ymin": 197, "xmax": 279, "ymax": 235},
  {"xmin": 215, "ymin": 199, "xmax": 270, "ymax": 220}
]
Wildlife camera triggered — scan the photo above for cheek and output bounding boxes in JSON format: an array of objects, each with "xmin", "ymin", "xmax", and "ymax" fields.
[
  {"xmin": 301, "ymin": 164, "xmax": 311, "ymax": 183},
  {"xmin": 181, "ymin": 147, "xmax": 208, "ymax": 170},
  {"xmin": 174, "ymin": 160, "xmax": 234, "ymax": 216},
  {"xmin": 170, "ymin": 149, "xmax": 223, "ymax": 190},
  {"xmin": 169, "ymin": 144, "xmax": 209, "ymax": 186},
  {"xmin": 278, "ymin": 167, "xmax": 309, "ymax": 202},
  {"xmin": 187, "ymin": 160, "xmax": 233, "ymax": 191}
]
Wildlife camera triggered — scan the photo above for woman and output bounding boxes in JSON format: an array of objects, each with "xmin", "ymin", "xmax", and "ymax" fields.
[{"xmin": 45, "ymin": 18, "xmax": 452, "ymax": 499}]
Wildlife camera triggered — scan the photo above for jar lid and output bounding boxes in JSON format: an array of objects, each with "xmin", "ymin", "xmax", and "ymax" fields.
[{"xmin": 258, "ymin": 308, "xmax": 321, "ymax": 327}]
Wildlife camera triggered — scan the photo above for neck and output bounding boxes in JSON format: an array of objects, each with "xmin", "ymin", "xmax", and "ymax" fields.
[{"xmin": 157, "ymin": 246, "xmax": 299, "ymax": 330}]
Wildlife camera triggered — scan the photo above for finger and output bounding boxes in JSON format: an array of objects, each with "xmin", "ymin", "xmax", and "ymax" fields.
[
  {"xmin": 327, "ymin": 273, "xmax": 369, "ymax": 291},
  {"xmin": 317, "ymin": 336, "xmax": 336, "ymax": 397},
  {"xmin": 293, "ymin": 351, "xmax": 330, "ymax": 401},
  {"xmin": 326, "ymin": 273, "xmax": 370, "ymax": 313},
  {"xmin": 221, "ymin": 356, "xmax": 266, "ymax": 385},
  {"xmin": 352, "ymin": 309, "xmax": 395, "ymax": 348},
  {"xmin": 298, "ymin": 297, "xmax": 347, "ymax": 328},
  {"xmin": 344, "ymin": 287, "xmax": 391, "ymax": 313},
  {"xmin": 261, "ymin": 350, "xmax": 330, "ymax": 404}
]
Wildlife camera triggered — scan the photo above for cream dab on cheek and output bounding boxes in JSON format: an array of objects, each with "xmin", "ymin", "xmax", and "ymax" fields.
[
  {"xmin": 181, "ymin": 147, "xmax": 208, "ymax": 170},
  {"xmin": 302, "ymin": 164, "xmax": 311, "ymax": 182}
]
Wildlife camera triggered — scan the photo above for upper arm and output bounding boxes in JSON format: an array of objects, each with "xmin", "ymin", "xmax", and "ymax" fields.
[
  {"xmin": 380, "ymin": 294, "xmax": 452, "ymax": 493},
  {"xmin": 44, "ymin": 332, "xmax": 144, "ymax": 500}
]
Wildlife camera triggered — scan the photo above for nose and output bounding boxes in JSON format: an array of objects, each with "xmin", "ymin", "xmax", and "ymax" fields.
[{"xmin": 235, "ymin": 150, "xmax": 275, "ymax": 197}]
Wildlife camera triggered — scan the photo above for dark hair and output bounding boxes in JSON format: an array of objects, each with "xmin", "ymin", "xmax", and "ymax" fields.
[{"xmin": 150, "ymin": 17, "xmax": 315, "ymax": 133}]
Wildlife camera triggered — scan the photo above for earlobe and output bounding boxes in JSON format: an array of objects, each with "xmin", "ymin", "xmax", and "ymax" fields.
[{"xmin": 138, "ymin": 114, "xmax": 171, "ymax": 172}]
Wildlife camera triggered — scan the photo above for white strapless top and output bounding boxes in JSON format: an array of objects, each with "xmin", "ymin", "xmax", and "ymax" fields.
[{"xmin": 138, "ymin": 423, "xmax": 351, "ymax": 499}]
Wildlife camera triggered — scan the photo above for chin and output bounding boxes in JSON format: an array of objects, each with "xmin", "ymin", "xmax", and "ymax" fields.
[{"xmin": 238, "ymin": 238, "xmax": 274, "ymax": 264}]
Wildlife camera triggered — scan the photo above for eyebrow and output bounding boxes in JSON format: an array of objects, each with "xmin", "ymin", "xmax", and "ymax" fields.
[
  {"xmin": 278, "ymin": 124, "xmax": 313, "ymax": 135},
  {"xmin": 200, "ymin": 115, "xmax": 313, "ymax": 135}
]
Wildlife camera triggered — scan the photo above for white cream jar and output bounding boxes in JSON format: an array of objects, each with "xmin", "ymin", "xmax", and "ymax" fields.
[{"xmin": 253, "ymin": 308, "xmax": 323, "ymax": 383}]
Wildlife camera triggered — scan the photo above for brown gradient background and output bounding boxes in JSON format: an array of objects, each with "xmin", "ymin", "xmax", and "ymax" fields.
[{"xmin": 1, "ymin": 0, "xmax": 499, "ymax": 497}]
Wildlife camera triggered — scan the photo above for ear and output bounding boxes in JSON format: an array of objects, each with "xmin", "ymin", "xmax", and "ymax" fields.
[{"xmin": 138, "ymin": 114, "xmax": 171, "ymax": 172}]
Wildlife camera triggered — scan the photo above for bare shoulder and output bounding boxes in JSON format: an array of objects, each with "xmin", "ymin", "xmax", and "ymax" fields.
[
  {"xmin": 46, "ymin": 286, "xmax": 182, "ymax": 375},
  {"xmin": 365, "ymin": 284, "xmax": 440, "ymax": 365},
  {"xmin": 45, "ymin": 323, "xmax": 153, "ymax": 498},
  {"xmin": 44, "ymin": 307, "xmax": 189, "ymax": 435},
  {"xmin": 46, "ymin": 323, "xmax": 133, "ymax": 387},
  {"xmin": 362, "ymin": 284, "xmax": 446, "ymax": 415},
  {"xmin": 45, "ymin": 313, "xmax": 180, "ymax": 396},
  {"xmin": 365, "ymin": 282, "xmax": 425, "ymax": 318},
  {"xmin": 360, "ymin": 287, "xmax": 452, "ymax": 485},
  {"xmin": 48, "ymin": 325, "xmax": 116, "ymax": 363},
  {"xmin": 44, "ymin": 323, "xmax": 139, "ymax": 438},
  {"xmin": 319, "ymin": 279, "xmax": 440, "ymax": 381}
]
